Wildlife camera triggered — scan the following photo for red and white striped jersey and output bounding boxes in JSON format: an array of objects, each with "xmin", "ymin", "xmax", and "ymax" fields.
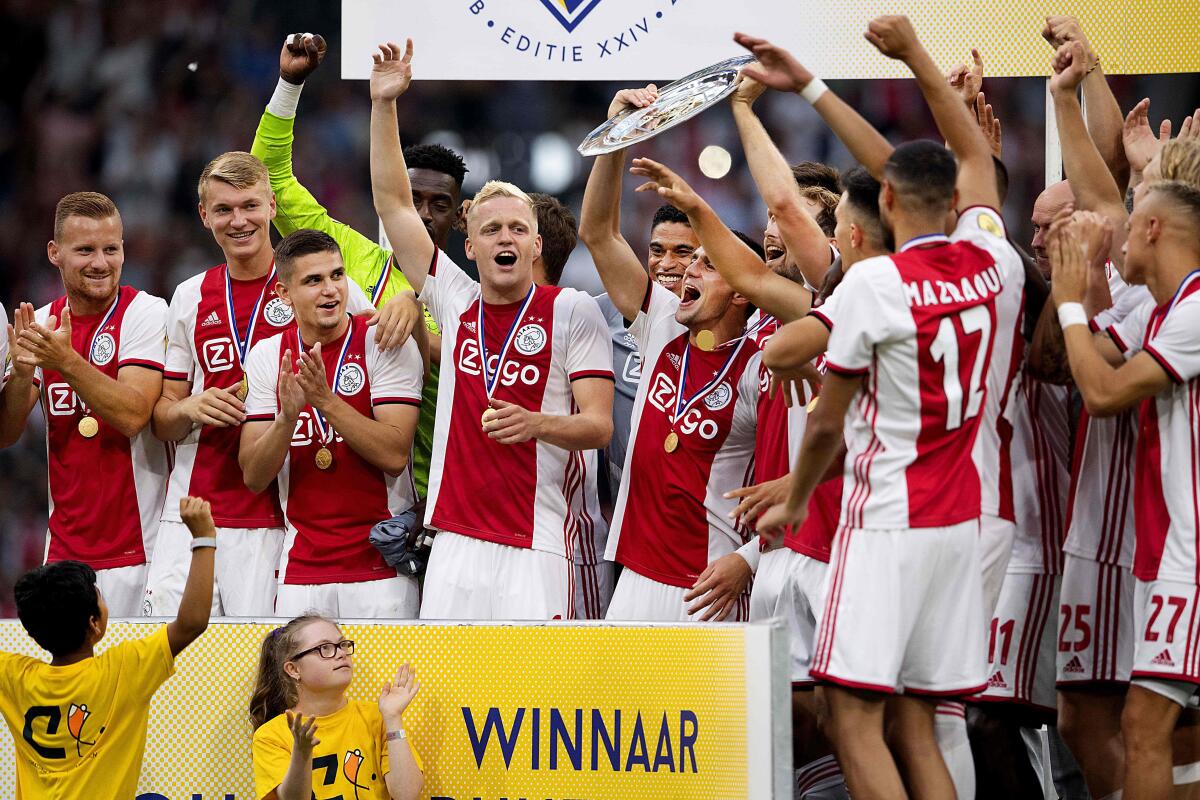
[
  {"xmin": 1007, "ymin": 376, "xmax": 1072, "ymax": 574},
  {"xmin": 1113, "ymin": 272, "xmax": 1200, "ymax": 583},
  {"xmin": 33, "ymin": 288, "xmax": 168, "ymax": 567},
  {"xmin": 419, "ymin": 251, "xmax": 613, "ymax": 559},
  {"xmin": 824, "ymin": 207, "xmax": 1020, "ymax": 529},
  {"xmin": 1061, "ymin": 291, "xmax": 1151, "ymax": 569},
  {"xmin": 606, "ymin": 284, "xmax": 760, "ymax": 588},
  {"xmin": 244, "ymin": 314, "xmax": 423, "ymax": 584},
  {"xmin": 162, "ymin": 265, "xmax": 372, "ymax": 528}
]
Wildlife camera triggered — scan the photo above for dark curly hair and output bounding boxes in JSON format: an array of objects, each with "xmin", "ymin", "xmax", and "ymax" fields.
[
  {"xmin": 15, "ymin": 561, "xmax": 101, "ymax": 656},
  {"xmin": 403, "ymin": 143, "xmax": 468, "ymax": 189}
]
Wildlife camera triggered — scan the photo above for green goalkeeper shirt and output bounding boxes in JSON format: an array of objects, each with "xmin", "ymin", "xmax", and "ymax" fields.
[{"xmin": 252, "ymin": 109, "xmax": 439, "ymax": 497}]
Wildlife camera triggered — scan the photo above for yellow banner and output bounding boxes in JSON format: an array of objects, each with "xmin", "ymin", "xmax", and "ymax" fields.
[{"xmin": 0, "ymin": 620, "xmax": 786, "ymax": 799}]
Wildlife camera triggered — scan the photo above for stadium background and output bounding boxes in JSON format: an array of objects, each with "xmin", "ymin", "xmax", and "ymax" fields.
[{"xmin": 1, "ymin": 0, "xmax": 1197, "ymax": 614}]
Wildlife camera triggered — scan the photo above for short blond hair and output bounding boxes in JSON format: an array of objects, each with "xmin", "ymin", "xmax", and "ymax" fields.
[
  {"xmin": 1159, "ymin": 139, "xmax": 1200, "ymax": 189},
  {"xmin": 197, "ymin": 151, "xmax": 270, "ymax": 204},
  {"xmin": 467, "ymin": 180, "xmax": 538, "ymax": 233},
  {"xmin": 53, "ymin": 192, "xmax": 120, "ymax": 240}
]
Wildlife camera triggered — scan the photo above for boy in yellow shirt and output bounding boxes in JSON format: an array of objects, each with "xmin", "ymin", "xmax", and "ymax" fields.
[{"xmin": 0, "ymin": 497, "xmax": 217, "ymax": 799}]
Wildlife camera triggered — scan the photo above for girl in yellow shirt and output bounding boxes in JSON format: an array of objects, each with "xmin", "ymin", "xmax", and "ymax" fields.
[{"xmin": 249, "ymin": 615, "xmax": 422, "ymax": 800}]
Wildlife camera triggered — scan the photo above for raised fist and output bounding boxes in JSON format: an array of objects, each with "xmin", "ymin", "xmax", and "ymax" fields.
[
  {"xmin": 865, "ymin": 15, "xmax": 921, "ymax": 62},
  {"xmin": 280, "ymin": 32, "xmax": 327, "ymax": 85}
]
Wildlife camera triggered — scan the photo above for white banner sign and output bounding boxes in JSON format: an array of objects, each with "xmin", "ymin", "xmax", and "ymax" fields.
[{"xmin": 341, "ymin": 0, "xmax": 1200, "ymax": 81}]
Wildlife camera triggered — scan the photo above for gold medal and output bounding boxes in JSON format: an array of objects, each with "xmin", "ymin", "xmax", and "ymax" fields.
[
  {"xmin": 695, "ymin": 330, "xmax": 716, "ymax": 351},
  {"xmin": 806, "ymin": 395, "xmax": 820, "ymax": 414},
  {"xmin": 664, "ymin": 430, "xmax": 679, "ymax": 453},
  {"xmin": 234, "ymin": 377, "xmax": 248, "ymax": 402},
  {"xmin": 481, "ymin": 408, "xmax": 494, "ymax": 429},
  {"xmin": 314, "ymin": 447, "xmax": 333, "ymax": 470},
  {"xmin": 77, "ymin": 415, "xmax": 99, "ymax": 438}
]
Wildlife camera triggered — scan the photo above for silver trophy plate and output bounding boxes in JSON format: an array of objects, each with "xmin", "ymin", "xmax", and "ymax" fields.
[{"xmin": 577, "ymin": 55, "xmax": 755, "ymax": 156}]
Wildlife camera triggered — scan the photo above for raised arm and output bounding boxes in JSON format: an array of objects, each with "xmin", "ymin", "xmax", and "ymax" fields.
[
  {"xmin": 1049, "ymin": 41, "xmax": 1129, "ymax": 223},
  {"xmin": 866, "ymin": 16, "xmax": 998, "ymax": 210},
  {"xmin": 735, "ymin": 33, "xmax": 893, "ymax": 179},
  {"xmin": 1043, "ymin": 16, "xmax": 1130, "ymax": 194},
  {"xmin": 369, "ymin": 40, "xmax": 435, "ymax": 295},
  {"xmin": 629, "ymin": 157, "xmax": 811, "ymax": 321},
  {"xmin": 578, "ymin": 87, "xmax": 659, "ymax": 322},
  {"xmin": 729, "ymin": 74, "xmax": 833, "ymax": 289},
  {"xmin": 165, "ymin": 497, "xmax": 217, "ymax": 656}
]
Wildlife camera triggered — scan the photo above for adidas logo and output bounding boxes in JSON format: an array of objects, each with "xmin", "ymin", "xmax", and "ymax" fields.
[
  {"xmin": 1063, "ymin": 656, "xmax": 1086, "ymax": 674},
  {"xmin": 464, "ymin": 321, "xmax": 477, "ymax": 334},
  {"xmin": 1152, "ymin": 649, "xmax": 1175, "ymax": 667},
  {"xmin": 201, "ymin": 311, "xmax": 222, "ymax": 327},
  {"xmin": 667, "ymin": 353, "xmax": 681, "ymax": 368},
  {"xmin": 987, "ymin": 670, "xmax": 1008, "ymax": 689}
]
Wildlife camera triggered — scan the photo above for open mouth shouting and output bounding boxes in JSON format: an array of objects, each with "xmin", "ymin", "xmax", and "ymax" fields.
[
  {"xmin": 494, "ymin": 250, "xmax": 518, "ymax": 268},
  {"xmin": 678, "ymin": 281, "xmax": 702, "ymax": 308}
]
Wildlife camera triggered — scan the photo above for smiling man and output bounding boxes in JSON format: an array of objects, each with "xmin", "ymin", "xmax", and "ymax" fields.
[
  {"xmin": 0, "ymin": 192, "xmax": 168, "ymax": 616},
  {"xmin": 238, "ymin": 229, "xmax": 425, "ymax": 618},
  {"xmin": 369, "ymin": 41, "xmax": 614, "ymax": 620}
]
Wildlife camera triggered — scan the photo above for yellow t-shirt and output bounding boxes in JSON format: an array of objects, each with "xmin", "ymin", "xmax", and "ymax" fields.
[
  {"xmin": 0, "ymin": 626, "xmax": 174, "ymax": 800},
  {"xmin": 253, "ymin": 699, "xmax": 422, "ymax": 800}
]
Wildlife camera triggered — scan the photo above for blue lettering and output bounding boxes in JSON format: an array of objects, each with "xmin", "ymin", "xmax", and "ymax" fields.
[
  {"xmin": 531, "ymin": 707, "xmax": 540, "ymax": 770},
  {"xmin": 614, "ymin": 32, "xmax": 629, "ymax": 51},
  {"xmin": 653, "ymin": 714, "xmax": 675, "ymax": 772},
  {"xmin": 592, "ymin": 708, "xmax": 620, "ymax": 770},
  {"xmin": 597, "ymin": 40, "xmax": 612, "ymax": 57},
  {"xmin": 680, "ymin": 710, "xmax": 699, "ymax": 773},
  {"xmin": 625, "ymin": 711, "xmax": 650, "ymax": 771},
  {"xmin": 516, "ymin": 34, "xmax": 531, "ymax": 52},
  {"xmin": 572, "ymin": 45, "xmax": 582, "ymax": 62},
  {"xmin": 462, "ymin": 706, "xmax": 525, "ymax": 768},
  {"xmin": 501, "ymin": 26, "xmax": 515, "ymax": 44},
  {"xmin": 551, "ymin": 708, "xmax": 583, "ymax": 770}
]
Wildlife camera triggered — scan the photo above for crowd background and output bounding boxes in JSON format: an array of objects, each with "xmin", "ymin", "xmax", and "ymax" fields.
[{"xmin": 1, "ymin": 0, "xmax": 1198, "ymax": 614}]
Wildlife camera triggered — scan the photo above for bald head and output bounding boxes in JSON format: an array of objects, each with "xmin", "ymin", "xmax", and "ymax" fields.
[{"xmin": 1031, "ymin": 180, "xmax": 1075, "ymax": 276}]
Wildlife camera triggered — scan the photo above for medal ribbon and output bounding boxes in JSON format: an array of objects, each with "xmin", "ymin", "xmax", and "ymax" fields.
[
  {"xmin": 297, "ymin": 316, "xmax": 355, "ymax": 447},
  {"xmin": 370, "ymin": 254, "xmax": 394, "ymax": 306},
  {"xmin": 224, "ymin": 263, "xmax": 276, "ymax": 369},
  {"xmin": 899, "ymin": 233, "xmax": 951, "ymax": 252},
  {"xmin": 477, "ymin": 285, "xmax": 537, "ymax": 400},
  {"xmin": 82, "ymin": 294, "xmax": 121, "ymax": 366},
  {"xmin": 671, "ymin": 333, "xmax": 749, "ymax": 426}
]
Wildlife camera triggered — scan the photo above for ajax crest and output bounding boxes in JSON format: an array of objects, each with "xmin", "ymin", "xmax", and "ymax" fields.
[
  {"xmin": 337, "ymin": 363, "xmax": 366, "ymax": 396},
  {"xmin": 91, "ymin": 333, "xmax": 116, "ymax": 366},
  {"xmin": 264, "ymin": 297, "xmax": 294, "ymax": 327},
  {"xmin": 703, "ymin": 382, "xmax": 733, "ymax": 411},
  {"xmin": 514, "ymin": 323, "xmax": 547, "ymax": 356}
]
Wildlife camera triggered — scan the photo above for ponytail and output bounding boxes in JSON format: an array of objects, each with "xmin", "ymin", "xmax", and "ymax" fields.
[{"xmin": 248, "ymin": 615, "xmax": 335, "ymax": 730}]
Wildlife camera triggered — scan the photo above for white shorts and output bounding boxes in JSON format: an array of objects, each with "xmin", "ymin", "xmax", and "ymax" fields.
[
  {"xmin": 978, "ymin": 573, "xmax": 1060, "ymax": 710},
  {"xmin": 143, "ymin": 521, "xmax": 285, "ymax": 617},
  {"xmin": 95, "ymin": 564, "xmax": 148, "ymax": 617},
  {"xmin": 275, "ymin": 575, "xmax": 419, "ymax": 619},
  {"xmin": 573, "ymin": 560, "xmax": 615, "ymax": 620},
  {"xmin": 811, "ymin": 520, "xmax": 987, "ymax": 696},
  {"xmin": 750, "ymin": 547, "xmax": 828, "ymax": 684},
  {"xmin": 419, "ymin": 531, "xmax": 573, "ymax": 620},
  {"xmin": 1056, "ymin": 554, "xmax": 1134, "ymax": 685},
  {"xmin": 606, "ymin": 567, "xmax": 749, "ymax": 622},
  {"xmin": 1131, "ymin": 578, "xmax": 1200, "ymax": 688},
  {"xmin": 980, "ymin": 513, "xmax": 1016, "ymax": 619}
]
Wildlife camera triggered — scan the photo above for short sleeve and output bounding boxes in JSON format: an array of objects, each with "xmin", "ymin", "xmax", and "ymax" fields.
[
  {"xmin": 110, "ymin": 626, "xmax": 175, "ymax": 700},
  {"xmin": 952, "ymin": 207, "xmax": 1023, "ymax": 283},
  {"xmin": 418, "ymin": 249, "xmax": 478, "ymax": 330},
  {"xmin": 823, "ymin": 259, "xmax": 902, "ymax": 376},
  {"xmin": 1144, "ymin": 295, "xmax": 1200, "ymax": 383},
  {"xmin": 117, "ymin": 293, "xmax": 168, "ymax": 371},
  {"xmin": 629, "ymin": 282, "xmax": 681, "ymax": 349},
  {"xmin": 1107, "ymin": 297, "xmax": 1155, "ymax": 358},
  {"xmin": 244, "ymin": 339, "xmax": 280, "ymax": 420},
  {"xmin": 163, "ymin": 285, "xmax": 195, "ymax": 382},
  {"xmin": 1092, "ymin": 284, "xmax": 1152, "ymax": 333},
  {"xmin": 564, "ymin": 294, "xmax": 615, "ymax": 381},
  {"xmin": 809, "ymin": 282, "xmax": 843, "ymax": 331},
  {"xmin": 369, "ymin": 338, "xmax": 424, "ymax": 407},
  {"xmin": 251, "ymin": 719, "xmax": 293, "ymax": 800},
  {"xmin": 736, "ymin": 351, "xmax": 762, "ymax": 429}
]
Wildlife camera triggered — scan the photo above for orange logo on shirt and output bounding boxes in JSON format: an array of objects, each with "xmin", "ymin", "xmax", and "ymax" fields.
[
  {"xmin": 67, "ymin": 703, "xmax": 96, "ymax": 756},
  {"xmin": 343, "ymin": 748, "xmax": 369, "ymax": 797}
]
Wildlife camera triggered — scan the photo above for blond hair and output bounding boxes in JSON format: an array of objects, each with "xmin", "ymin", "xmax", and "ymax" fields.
[
  {"xmin": 1158, "ymin": 139, "xmax": 1200, "ymax": 189},
  {"xmin": 467, "ymin": 180, "xmax": 538, "ymax": 233},
  {"xmin": 197, "ymin": 151, "xmax": 270, "ymax": 204},
  {"xmin": 53, "ymin": 192, "xmax": 120, "ymax": 240}
]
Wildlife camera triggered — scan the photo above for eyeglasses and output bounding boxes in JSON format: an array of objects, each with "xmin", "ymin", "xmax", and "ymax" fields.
[{"xmin": 290, "ymin": 640, "xmax": 355, "ymax": 661}]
